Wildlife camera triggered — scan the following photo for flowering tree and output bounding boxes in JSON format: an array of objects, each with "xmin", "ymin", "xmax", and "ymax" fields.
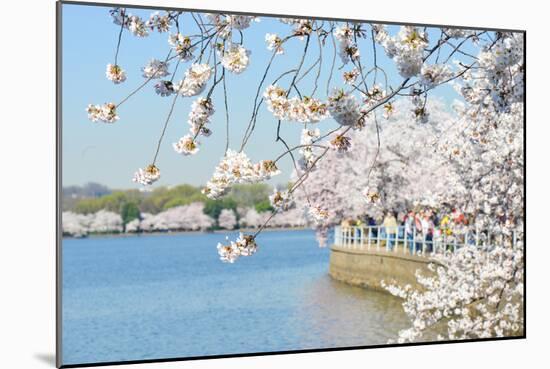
[
  {"xmin": 439, "ymin": 36, "xmax": 524, "ymax": 235},
  {"xmin": 238, "ymin": 208, "xmax": 268, "ymax": 228},
  {"xmin": 383, "ymin": 33, "xmax": 524, "ymax": 341},
  {"xmin": 125, "ymin": 218, "xmax": 141, "ymax": 233},
  {"xmin": 85, "ymin": 7, "xmax": 524, "ymax": 340},
  {"xmin": 62, "ymin": 212, "xmax": 93, "ymax": 237},
  {"xmin": 63, "ymin": 210, "xmax": 123, "ymax": 236},
  {"xmin": 139, "ymin": 202, "xmax": 214, "ymax": 231},
  {"xmin": 270, "ymin": 207, "xmax": 308, "ymax": 228},
  {"xmin": 292, "ymin": 98, "xmax": 462, "ymax": 241},
  {"xmin": 89, "ymin": 209, "xmax": 124, "ymax": 233},
  {"xmin": 218, "ymin": 208, "xmax": 237, "ymax": 229}
]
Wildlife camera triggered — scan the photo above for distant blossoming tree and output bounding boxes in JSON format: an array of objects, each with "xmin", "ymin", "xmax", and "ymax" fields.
[
  {"xmin": 218, "ymin": 208, "xmax": 237, "ymax": 229},
  {"xmin": 62, "ymin": 212, "xmax": 93, "ymax": 237},
  {"xmin": 125, "ymin": 218, "xmax": 141, "ymax": 233},
  {"xmin": 238, "ymin": 208, "xmax": 268, "ymax": 229},
  {"xmin": 139, "ymin": 202, "xmax": 214, "ymax": 231},
  {"xmin": 63, "ymin": 210, "xmax": 122, "ymax": 236}
]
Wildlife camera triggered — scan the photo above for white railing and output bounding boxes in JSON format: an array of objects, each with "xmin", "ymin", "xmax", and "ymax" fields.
[{"xmin": 333, "ymin": 225, "xmax": 520, "ymax": 256}]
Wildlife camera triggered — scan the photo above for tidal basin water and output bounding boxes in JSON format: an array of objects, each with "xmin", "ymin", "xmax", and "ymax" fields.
[{"xmin": 62, "ymin": 230, "xmax": 409, "ymax": 365}]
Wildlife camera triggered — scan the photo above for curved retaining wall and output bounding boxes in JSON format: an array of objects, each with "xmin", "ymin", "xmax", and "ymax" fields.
[{"xmin": 329, "ymin": 245, "xmax": 434, "ymax": 292}]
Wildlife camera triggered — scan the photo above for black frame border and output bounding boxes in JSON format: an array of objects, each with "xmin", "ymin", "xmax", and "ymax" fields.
[{"xmin": 56, "ymin": 1, "xmax": 527, "ymax": 368}]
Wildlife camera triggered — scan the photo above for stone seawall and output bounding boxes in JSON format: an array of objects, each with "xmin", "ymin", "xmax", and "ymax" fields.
[{"xmin": 329, "ymin": 245, "xmax": 434, "ymax": 292}]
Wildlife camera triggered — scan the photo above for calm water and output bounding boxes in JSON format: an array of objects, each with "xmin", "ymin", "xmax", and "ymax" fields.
[{"xmin": 62, "ymin": 230, "xmax": 409, "ymax": 365}]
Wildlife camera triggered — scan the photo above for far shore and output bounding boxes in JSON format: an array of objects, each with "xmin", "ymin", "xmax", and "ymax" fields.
[{"xmin": 62, "ymin": 226, "xmax": 311, "ymax": 240}]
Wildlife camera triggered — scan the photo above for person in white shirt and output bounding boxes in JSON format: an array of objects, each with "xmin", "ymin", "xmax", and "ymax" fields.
[
  {"xmin": 404, "ymin": 211, "xmax": 415, "ymax": 254},
  {"xmin": 421, "ymin": 213, "xmax": 435, "ymax": 252}
]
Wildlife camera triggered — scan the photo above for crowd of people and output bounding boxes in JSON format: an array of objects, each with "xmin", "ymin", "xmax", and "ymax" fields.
[{"xmin": 340, "ymin": 207, "xmax": 470, "ymax": 254}]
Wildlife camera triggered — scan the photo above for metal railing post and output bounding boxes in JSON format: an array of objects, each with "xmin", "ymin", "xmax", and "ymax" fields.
[
  {"xmin": 413, "ymin": 227, "xmax": 417, "ymax": 255},
  {"xmin": 384, "ymin": 227, "xmax": 390, "ymax": 251},
  {"xmin": 404, "ymin": 227, "xmax": 408, "ymax": 254},
  {"xmin": 367, "ymin": 226, "xmax": 371, "ymax": 250},
  {"xmin": 377, "ymin": 226, "xmax": 381, "ymax": 251},
  {"xmin": 344, "ymin": 227, "xmax": 348, "ymax": 247},
  {"xmin": 422, "ymin": 235, "xmax": 426, "ymax": 256},
  {"xmin": 394, "ymin": 226, "xmax": 398, "ymax": 253}
]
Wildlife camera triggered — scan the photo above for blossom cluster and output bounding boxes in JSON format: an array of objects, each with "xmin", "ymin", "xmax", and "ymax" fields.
[
  {"xmin": 265, "ymin": 33, "xmax": 285, "ymax": 54},
  {"xmin": 172, "ymin": 135, "xmax": 199, "ymax": 156},
  {"xmin": 443, "ymin": 28, "xmax": 475, "ymax": 39},
  {"xmin": 142, "ymin": 59, "xmax": 170, "ymax": 79},
  {"xmin": 329, "ymin": 134, "xmax": 352, "ymax": 153},
  {"xmin": 342, "ymin": 68, "xmax": 360, "ymax": 85},
  {"xmin": 154, "ymin": 80, "xmax": 175, "ymax": 97},
  {"xmin": 374, "ymin": 25, "xmax": 429, "ymax": 78},
  {"xmin": 206, "ymin": 14, "xmax": 258, "ymax": 39},
  {"xmin": 361, "ymin": 84, "xmax": 388, "ymax": 110},
  {"xmin": 264, "ymin": 85, "xmax": 329, "ymax": 123},
  {"xmin": 173, "ymin": 97, "xmax": 215, "ymax": 155},
  {"xmin": 86, "ymin": 103, "xmax": 119, "ymax": 123},
  {"xmin": 383, "ymin": 102, "xmax": 395, "ymax": 119},
  {"xmin": 110, "ymin": 8, "xmax": 149, "ymax": 37},
  {"xmin": 420, "ymin": 64, "xmax": 454, "ymax": 89},
  {"xmin": 168, "ymin": 33, "xmax": 196, "ymax": 61},
  {"xmin": 362, "ymin": 186, "xmax": 381, "ymax": 204},
  {"xmin": 269, "ymin": 189, "xmax": 293, "ymax": 211},
  {"xmin": 220, "ymin": 44, "xmax": 251, "ymax": 74},
  {"xmin": 217, "ymin": 233, "xmax": 258, "ymax": 263},
  {"xmin": 334, "ymin": 25, "xmax": 363, "ymax": 64},
  {"xmin": 105, "ymin": 64, "xmax": 127, "ymax": 84},
  {"xmin": 279, "ymin": 18, "xmax": 313, "ymax": 38},
  {"xmin": 327, "ymin": 89, "xmax": 364, "ymax": 127},
  {"xmin": 308, "ymin": 205, "xmax": 330, "ymax": 224},
  {"xmin": 202, "ymin": 150, "xmax": 281, "ymax": 199},
  {"xmin": 174, "ymin": 63, "xmax": 212, "ymax": 97},
  {"xmin": 132, "ymin": 164, "xmax": 161, "ymax": 186},
  {"xmin": 299, "ymin": 128, "xmax": 321, "ymax": 168},
  {"xmin": 146, "ymin": 11, "xmax": 174, "ymax": 33},
  {"xmin": 410, "ymin": 87, "xmax": 430, "ymax": 123}
]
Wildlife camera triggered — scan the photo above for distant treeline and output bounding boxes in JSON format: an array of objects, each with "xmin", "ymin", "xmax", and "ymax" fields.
[{"xmin": 63, "ymin": 182, "xmax": 275, "ymax": 226}]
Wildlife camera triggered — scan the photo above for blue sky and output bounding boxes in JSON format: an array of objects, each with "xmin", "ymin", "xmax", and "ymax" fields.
[{"xmin": 62, "ymin": 3, "xmax": 484, "ymax": 190}]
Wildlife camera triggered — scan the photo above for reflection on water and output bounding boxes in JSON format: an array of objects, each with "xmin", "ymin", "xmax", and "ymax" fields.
[
  {"xmin": 296, "ymin": 275, "xmax": 409, "ymax": 348},
  {"xmin": 62, "ymin": 230, "xmax": 410, "ymax": 365}
]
